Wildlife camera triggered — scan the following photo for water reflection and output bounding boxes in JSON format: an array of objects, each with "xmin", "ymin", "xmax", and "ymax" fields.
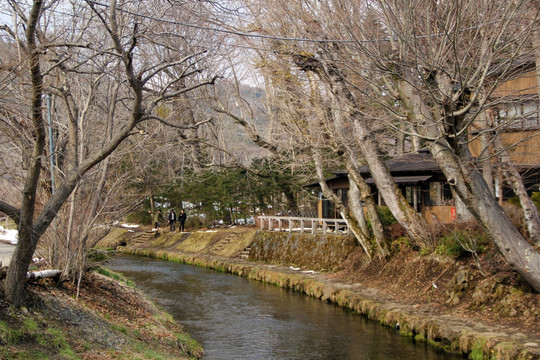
[{"xmin": 106, "ymin": 255, "xmax": 462, "ymax": 360}]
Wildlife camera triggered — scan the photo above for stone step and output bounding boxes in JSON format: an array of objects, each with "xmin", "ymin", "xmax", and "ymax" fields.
[
  {"xmin": 239, "ymin": 246, "xmax": 251, "ymax": 259},
  {"xmin": 211, "ymin": 236, "xmax": 234, "ymax": 252},
  {"xmin": 131, "ymin": 230, "xmax": 159, "ymax": 243}
]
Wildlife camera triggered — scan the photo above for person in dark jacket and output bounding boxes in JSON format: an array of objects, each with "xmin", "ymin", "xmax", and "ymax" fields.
[
  {"xmin": 168, "ymin": 209, "xmax": 177, "ymax": 232},
  {"xmin": 178, "ymin": 209, "xmax": 187, "ymax": 232}
]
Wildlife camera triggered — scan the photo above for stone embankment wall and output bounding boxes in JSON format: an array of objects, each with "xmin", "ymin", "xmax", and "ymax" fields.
[
  {"xmin": 99, "ymin": 227, "xmax": 357, "ymax": 271},
  {"xmin": 249, "ymin": 231, "xmax": 357, "ymax": 271},
  {"xmin": 100, "ymin": 227, "xmax": 539, "ymax": 360}
]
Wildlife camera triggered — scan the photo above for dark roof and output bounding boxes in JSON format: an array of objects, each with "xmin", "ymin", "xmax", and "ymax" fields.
[
  {"xmin": 364, "ymin": 175, "xmax": 433, "ymax": 184},
  {"xmin": 374, "ymin": 151, "xmax": 440, "ymax": 173},
  {"xmin": 304, "ymin": 151, "xmax": 441, "ymax": 188},
  {"xmin": 333, "ymin": 151, "xmax": 441, "ymax": 175}
]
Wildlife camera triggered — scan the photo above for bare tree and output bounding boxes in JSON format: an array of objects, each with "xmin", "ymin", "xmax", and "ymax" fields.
[
  {"xmin": 367, "ymin": 0, "xmax": 540, "ymax": 290},
  {"xmin": 234, "ymin": 0, "xmax": 432, "ymax": 248},
  {"xmin": 233, "ymin": 0, "xmax": 540, "ymax": 289},
  {"xmin": 0, "ymin": 0, "xmax": 216, "ymax": 306}
]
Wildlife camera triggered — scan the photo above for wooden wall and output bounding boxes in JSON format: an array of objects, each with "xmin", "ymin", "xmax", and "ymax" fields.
[
  {"xmin": 493, "ymin": 70, "xmax": 537, "ymax": 97},
  {"xmin": 469, "ymin": 129, "xmax": 540, "ymax": 166}
]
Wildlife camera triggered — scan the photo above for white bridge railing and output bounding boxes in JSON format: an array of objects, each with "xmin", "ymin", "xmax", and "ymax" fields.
[{"xmin": 257, "ymin": 216, "xmax": 350, "ymax": 236}]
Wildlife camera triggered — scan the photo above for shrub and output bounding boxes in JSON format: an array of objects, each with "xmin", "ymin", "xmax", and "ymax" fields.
[
  {"xmin": 435, "ymin": 234, "xmax": 465, "ymax": 258},
  {"xmin": 387, "ymin": 222, "xmax": 406, "ymax": 240},
  {"xmin": 532, "ymin": 192, "xmax": 540, "ymax": 210},
  {"xmin": 377, "ymin": 206, "xmax": 397, "ymax": 226},
  {"xmin": 434, "ymin": 226, "xmax": 490, "ymax": 274},
  {"xmin": 390, "ymin": 236, "xmax": 414, "ymax": 253},
  {"xmin": 186, "ymin": 216, "xmax": 204, "ymax": 230}
]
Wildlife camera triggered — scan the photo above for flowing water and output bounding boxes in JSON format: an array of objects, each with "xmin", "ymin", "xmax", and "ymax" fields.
[{"xmin": 106, "ymin": 255, "xmax": 463, "ymax": 360}]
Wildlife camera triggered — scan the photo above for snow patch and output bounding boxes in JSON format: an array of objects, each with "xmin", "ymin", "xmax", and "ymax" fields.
[
  {"xmin": 120, "ymin": 223, "xmax": 140, "ymax": 228},
  {"xmin": 0, "ymin": 226, "xmax": 18, "ymax": 244}
]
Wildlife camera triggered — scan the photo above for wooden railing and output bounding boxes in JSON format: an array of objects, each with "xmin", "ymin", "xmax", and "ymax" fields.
[{"xmin": 257, "ymin": 216, "xmax": 350, "ymax": 236}]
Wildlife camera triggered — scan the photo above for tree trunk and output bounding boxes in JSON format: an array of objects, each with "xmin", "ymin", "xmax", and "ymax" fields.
[
  {"xmin": 345, "ymin": 159, "xmax": 389, "ymax": 257},
  {"xmin": 398, "ymin": 71, "xmax": 540, "ymax": 290},
  {"xmin": 479, "ymin": 133, "xmax": 495, "ymax": 196},
  {"xmin": 278, "ymin": 182, "xmax": 299, "ymax": 214},
  {"xmin": 5, "ymin": 0, "xmax": 46, "ymax": 307},
  {"xmin": 5, "ymin": 225, "xmax": 40, "ymax": 307},
  {"xmin": 347, "ymin": 180, "xmax": 370, "ymax": 240},
  {"xmin": 452, "ymin": 189, "xmax": 475, "ymax": 222},
  {"xmin": 491, "ymin": 134, "xmax": 540, "ymax": 246},
  {"xmin": 329, "ymin": 90, "xmax": 389, "ymax": 256},
  {"xmin": 296, "ymin": 54, "xmax": 432, "ymax": 247},
  {"xmin": 175, "ymin": 81, "xmax": 203, "ymax": 172},
  {"xmin": 351, "ymin": 119, "xmax": 432, "ymax": 247},
  {"xmin": 455, "ymin": 152, "xmax": 540, "ymax": 291},
  {"xmin": 312, "ymin": 148, "xmax": 372, "ymax": 257},
  {"xmin": 63, "ymin": 185, "xmax": 78, "ymax": 278},
  {"xmin": 149, "ymin": 193, "xmax": 155, "ymax": 212},
  {"xmin": 27, "ymin": 269, "xmax": 62, "ymax": 280}
]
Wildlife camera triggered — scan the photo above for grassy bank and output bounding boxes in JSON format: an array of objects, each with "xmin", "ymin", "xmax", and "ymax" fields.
[{"xmin": 0, "ymin": 269, "xmax": 203, "ymax": 359}]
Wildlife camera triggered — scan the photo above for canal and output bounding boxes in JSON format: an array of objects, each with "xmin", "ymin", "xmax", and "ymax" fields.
[{"xmin": 106, "ymin": 255, "xmax": 463, "ymax": 360}]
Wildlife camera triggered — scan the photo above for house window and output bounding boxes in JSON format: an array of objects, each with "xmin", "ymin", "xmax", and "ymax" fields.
[
  {"xmin": 424, "ymin": 182, "xmax": 452, "ymax": 205},
  {"xmin": 429, "ymin": 182, "xmax": 441, "ymax": 205},
  {"xmin": 405, "ymin": 186, "xmax": 414, "ymax": 204},
  {"xmin": 339, "ymin": 188, "xmax": 348, "ymax": 208},
  {"xmin": 320, "ymin": 188, "xmax": 348, "ymax": 219},
  {"xmin": 498, "ymin": 101, "xmax": 540, "ymax": 129}
]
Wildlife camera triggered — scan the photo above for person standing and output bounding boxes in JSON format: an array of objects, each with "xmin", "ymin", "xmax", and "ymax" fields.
[
  {"xmin": 168, "ymin": 209, "xmax": 177, "ymax": 232},
  {"xmin": 178, "ymin": 209, "xmax": 187, "ymax": 232}
]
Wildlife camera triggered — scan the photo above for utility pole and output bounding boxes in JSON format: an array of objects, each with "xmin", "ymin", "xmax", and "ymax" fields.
[
  {"xmin": 45, "ymin": 94, "xmax": 59, "ymax": 266},
  {"xmin": 46, "ymin": 94, "xmax": 55, "ymax": 194}
]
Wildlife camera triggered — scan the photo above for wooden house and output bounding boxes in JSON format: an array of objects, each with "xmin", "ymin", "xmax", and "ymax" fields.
[
  {"xmin": 469, "ymin": 62, "xmax": 540, "ymax": 196},
  {"xmin": 309, "ymin": 62, "xmax": 540, "ymax": 225},
  {"xmin": 308, "ymin": 150, "xmax": 456, "ymax": 224}
]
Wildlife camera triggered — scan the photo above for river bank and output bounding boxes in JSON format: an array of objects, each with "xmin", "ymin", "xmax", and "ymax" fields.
[
  {"xmin": 100, "ymin": 225, "xmax": 539, "ymax": 360},
  {"xmin": 0, "ymin": 266, "xmax": 203, "ymax": 359}
]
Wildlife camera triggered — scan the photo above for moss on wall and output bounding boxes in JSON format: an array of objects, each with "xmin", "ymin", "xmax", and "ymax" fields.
[{"xmin": 249, "ymin": 231, "xmax": 357, "ymax": 271}]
